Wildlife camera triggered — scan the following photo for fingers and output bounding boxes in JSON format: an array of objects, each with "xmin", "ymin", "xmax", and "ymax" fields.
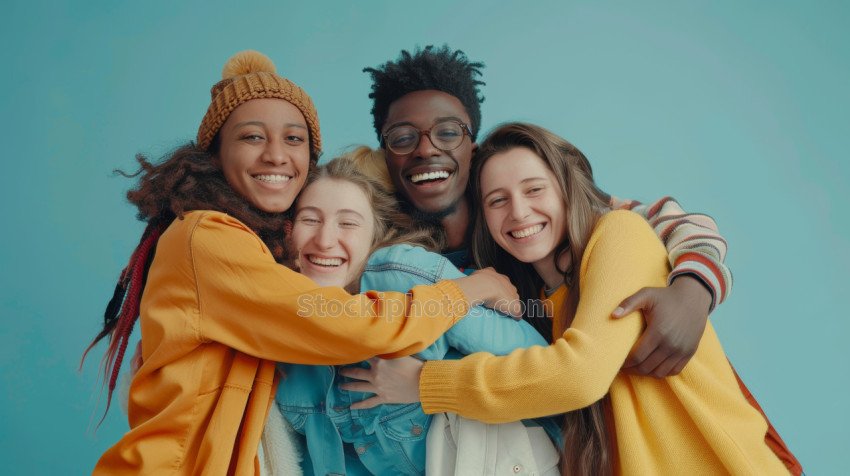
[
  {"xmin": 669, "ymin": 355, "xmax": 691, "ymax": 376},
  {"xmin": 493, "ymin": 273, "xmax": 520, "ymax": 317},
  {"xmin": 623, "ymin": 318, "xmax": 698, "ymax": 378},
  {"xmin": 494, "ymin": 298, "xmax": 524, "ymax": 319},
  {"xmin": 501, "ymin": 276, "xmax": 519, "ymax": 303},
  {"xmin": 647, "ymin": 349, "xmax": 695, "ymax": 378},
  {"xmin": 624, "ymin": 331, "xmax": 694, "ymax": 378},
  {"xmin": 506, "ymin": 299, "xmax": 524, "ymax": 320},
  {"xmin": 612, "ymin": 287, "xmax": 655, "ymax": 318},
  {"xmin": 350, "ymin": 396, "xmax": 383, "ymax": 410},
  {"xmin": 488, "ymin": 268, "xmax": 518, "ymax": 299},
  {"xmin": 622, "ymin": 326, "xmax": 662, "ymax": 369},
  {"xmin": 339, "ymin": 381, "xmax": 376, "ymax": 394},
  {"xmin": 475, "ymin": 267, "xmax": 520, "ymax": 305},
  {"xmin": 338, "ymin": 366, "xmax": 372, "ymax": 382},
  {"xmin": 647, "ymin": 355, "xmax": 680, "ymax": 378},
  {"xmin": 624, "ymin": 346, "xmax": 670, "ymax": 377}
]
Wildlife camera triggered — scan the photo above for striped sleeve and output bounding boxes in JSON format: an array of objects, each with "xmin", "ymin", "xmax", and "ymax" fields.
[{"xmin": 610, "ymin": 196, "xmax": 732, "ymax": 310}]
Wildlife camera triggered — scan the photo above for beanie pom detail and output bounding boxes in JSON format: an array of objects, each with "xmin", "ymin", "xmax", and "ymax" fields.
[
  {"xmin": 222, "ymin": 50, "xmax": 277, "ymax": 79},
  {"xmin": 199, "ymin": 50, "xmax": 320, "ymax": 153}
]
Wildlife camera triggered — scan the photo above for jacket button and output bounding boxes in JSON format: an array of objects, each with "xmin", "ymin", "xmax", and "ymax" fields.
[
  {"xmin": 356, "ymin": 446, "xmax": 367, "ymax": 455},
  {"xmin": 411, "ymin": 424, "xmax": 423, "ymax": 436},
  {"xmin": 512, "ymin": 464, "xmax": 522, "ymax": 473}
]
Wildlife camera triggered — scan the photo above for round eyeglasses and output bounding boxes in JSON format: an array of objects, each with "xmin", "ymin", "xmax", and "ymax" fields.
[{"xmin": 381, "ymin": 120, "xmax": 472, "ymax": 155}]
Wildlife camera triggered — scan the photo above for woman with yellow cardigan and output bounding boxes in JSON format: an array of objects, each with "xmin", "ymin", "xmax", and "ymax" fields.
[
  {"xmin": 82, "ymin": 51, "xmax": 519, "ymax": 475},
  {"xmin": 342, "ymin": 123, "xmax": 800, "ymax": 475}
]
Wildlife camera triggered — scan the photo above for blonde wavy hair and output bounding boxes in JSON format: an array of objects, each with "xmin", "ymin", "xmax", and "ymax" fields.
[
  {"xmin": 338, "ymin": 145, "xmax": 395, "ymax": 193},
  {"xmin": 297, "ymin": 151, "xmax": 436, "ymax": 260}
]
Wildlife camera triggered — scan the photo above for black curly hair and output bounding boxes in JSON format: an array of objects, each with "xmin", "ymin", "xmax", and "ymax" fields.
[{"xmin": 364, "ymin": 45, "xmax": 486, "ymax": 142}]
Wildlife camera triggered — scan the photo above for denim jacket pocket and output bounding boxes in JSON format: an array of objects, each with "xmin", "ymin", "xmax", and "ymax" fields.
[
  {"xmin": 277, "ymin": 405, "xmax": 310, "ymax": 432},
  {"xmin": 378, "ymin": 403, "xmax": 431, "ymax": 442}
]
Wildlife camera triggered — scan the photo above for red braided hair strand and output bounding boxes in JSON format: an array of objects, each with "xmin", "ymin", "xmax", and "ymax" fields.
[{"xmin": 81, "ymin": 223, "xmax": 163, "ymax": 425}]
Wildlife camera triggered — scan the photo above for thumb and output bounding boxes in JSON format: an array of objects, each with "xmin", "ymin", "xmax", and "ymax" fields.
[
  {"xmin": 613, "ymin": 288, "xmax": 652, "ymax": 318},
  {"xmin": 503, "ymin": 299, "xmax": 524, "ymax": 320},
  {"xmin": 350, "ymin": 395, "xmax": 383, "ymax": 410}
]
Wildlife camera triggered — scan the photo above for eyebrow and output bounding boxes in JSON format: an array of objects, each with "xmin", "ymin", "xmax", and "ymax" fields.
[
  {"xmin": 482, "ymin": 177, "xmax": 548, "ymax": 200},
  {"xmin": 297, "ymin": 206, "xmax": 366, "ymax": 220},
  {"xmin": 337, "ymin": 209, "xmax": 366, "ymax": 220},
  {"xmin": 383, "ymin": 116, "xmax": 465, "ymax": 132},
  {"xmin": 232, "ymin": 120, "xmax": 307, "ymax": 130}
]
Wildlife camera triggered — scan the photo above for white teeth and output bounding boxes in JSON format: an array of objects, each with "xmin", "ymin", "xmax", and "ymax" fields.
[
  {"xmin": 308, "ymin": 256, "xmax": 343, "ymax": 267},
  {"xmin": 254, "ymin": 174, "xmax": 292, "ymax": 183},
  {"xmin": 409, "ymin": 170, "xmax": 450, "ymax": 184},
  {"xmin": 510, "ymin": 224, "xmax": 544, "ymax": 239}
]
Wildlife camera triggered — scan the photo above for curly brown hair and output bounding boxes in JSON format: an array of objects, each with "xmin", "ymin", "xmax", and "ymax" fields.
[
  {"xmin": 83, "ymin": 139, "xmax": 318, "ymax": 423},
  {"xmin": 122, "ymin": 141, "xmax": 306, "ymax": 259}
]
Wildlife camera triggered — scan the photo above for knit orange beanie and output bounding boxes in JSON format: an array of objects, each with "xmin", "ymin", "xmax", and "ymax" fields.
[{"xmin": 196, "ymin": 50, "xmax": 321, "ymax": 156}]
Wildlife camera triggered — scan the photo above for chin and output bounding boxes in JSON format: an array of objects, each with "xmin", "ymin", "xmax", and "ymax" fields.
[
  {"xmin": 501, "ymin": 246, "xmax": 548, "ymax": 265},
  {"xmin": 409, "ymin": 199, "xmax": 460, "ymax": 222},
  {"xmin": 510, "ymin": 253, "xmax": 538, "ymax": 264},
  {"xmin": 255, "ymin": 200, "xmax": 294, "ymax": 214},
  {"xmin": 312, "ymin": 276, "xmax": 342, "ymax": 288},
  {"xmin": 416, "ymin": 203, "xmax": 447, "ymax": 214}
]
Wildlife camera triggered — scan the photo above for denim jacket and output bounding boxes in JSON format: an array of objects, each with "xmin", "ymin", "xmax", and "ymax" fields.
[{"xmin": 277, "ymin": 244, "xmax": 556, "ymax": 475}]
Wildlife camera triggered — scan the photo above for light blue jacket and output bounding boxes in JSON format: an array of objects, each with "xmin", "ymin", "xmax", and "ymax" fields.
[{"xmin": 276, "ymin": 244, "xmax": 557, "ymax": 475}]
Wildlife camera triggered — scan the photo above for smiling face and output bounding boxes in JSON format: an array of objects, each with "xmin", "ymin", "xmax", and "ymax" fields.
[
  {"xmin": 382, "ymin": 90, "xmax": 475, "ymax": 216},
  {"xmin": 216, "ymin": 98, "xmax": 311, "ymax": 213},
  {"xmin": 290, "ymin": 178, "xmax": 376, "ymax": 288},
  {"xmin": 479, "ymin": 147, "xmax": 568, "ymax": 270}
]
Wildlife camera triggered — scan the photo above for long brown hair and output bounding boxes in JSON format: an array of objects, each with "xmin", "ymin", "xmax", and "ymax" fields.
[
  {"xmin": 470, "ymin": 123, "xmax": 613, "ymax": 476},
  {"xmin": 83, "ymin": 139, "xmax": 319, "ymax": 422}
]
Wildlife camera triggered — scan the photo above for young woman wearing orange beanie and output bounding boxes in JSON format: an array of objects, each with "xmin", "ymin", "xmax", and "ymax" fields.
[{"xmin": 84, "ymin": 50, "xmax": 517, "ymax": 475}]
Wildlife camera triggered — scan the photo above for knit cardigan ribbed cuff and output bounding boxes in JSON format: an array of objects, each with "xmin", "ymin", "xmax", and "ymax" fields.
[
  {"xmin": 419, "ymin": 359, "xmax": 464, "ymax": 415},
  {"xmin": 432, "ymin": 280, "xmax": 471, "ymax": 324}
]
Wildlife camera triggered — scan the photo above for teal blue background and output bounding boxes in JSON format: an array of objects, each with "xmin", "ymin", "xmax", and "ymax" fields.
[{"xmin": 1, "ymin": 0, "xmax": 847, "ymax": 473}]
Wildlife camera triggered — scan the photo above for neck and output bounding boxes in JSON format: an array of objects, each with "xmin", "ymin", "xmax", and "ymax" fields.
[
  {"xmin": 440, "ymin": 197, "xmax": 470, "ymax": 250},
  {"xmin": 533, "ymin": 249, "xmax": 570, "ymax": 290}
]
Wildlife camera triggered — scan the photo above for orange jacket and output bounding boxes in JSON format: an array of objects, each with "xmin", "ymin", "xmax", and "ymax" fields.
[{"xmin": 93, "ymin": 211, "xmax": 468, "ymax": 475}]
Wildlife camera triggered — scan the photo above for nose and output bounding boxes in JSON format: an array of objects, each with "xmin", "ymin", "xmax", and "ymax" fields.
[
  {"xmin": 509, "ymin": 196, "xmax": 531, "ymax": 221},
  {"xmin": 315, "ymin": 222, "xmax": 338, "ymax": 250},
  {"xmin": 262, "ymin": 138, "xmax": 290, "ymax": 166},
  {"xmin": 413, "ymin": 131, "xmax": 440, "ymax": 159}
]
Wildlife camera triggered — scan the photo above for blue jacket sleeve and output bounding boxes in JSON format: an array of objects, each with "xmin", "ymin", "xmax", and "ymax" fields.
[
  {"xmin": 433, "ymin": 262, "xmax": 548, "ymax": 356},
  {"xmin": 360, "ymin": 245, "xmax": 547, "ymax": 361}
]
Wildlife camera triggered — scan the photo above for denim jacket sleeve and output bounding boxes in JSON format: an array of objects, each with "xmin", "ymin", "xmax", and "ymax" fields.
[{"xmin": 361, "ymin": 245, "xmax": 547, "ymax": 361}]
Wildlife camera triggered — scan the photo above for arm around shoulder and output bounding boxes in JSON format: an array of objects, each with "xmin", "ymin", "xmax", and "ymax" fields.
[
  {"xmin": 622, "ymin": 196, "xmax": 732, "ymax": 309},
  {"xmin": 425, "ymin": 247, "xmax": 549, "ymax": 355},
  {"xmin": 187, "ymin": 212, "xmax": 469, "ymax": 364},
  {"xmin": 419, "ymin": 211, "xmax": 669, "ymax": 422}
]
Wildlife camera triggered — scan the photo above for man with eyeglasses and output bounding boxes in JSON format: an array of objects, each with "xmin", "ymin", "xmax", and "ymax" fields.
[
  {"xmin": 363, "ymin": 45, "xmax": 726, "ymax": 377},
  {"xmin": 353, "ymin": 46, "xmax": 799, "ymax": 474}
]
